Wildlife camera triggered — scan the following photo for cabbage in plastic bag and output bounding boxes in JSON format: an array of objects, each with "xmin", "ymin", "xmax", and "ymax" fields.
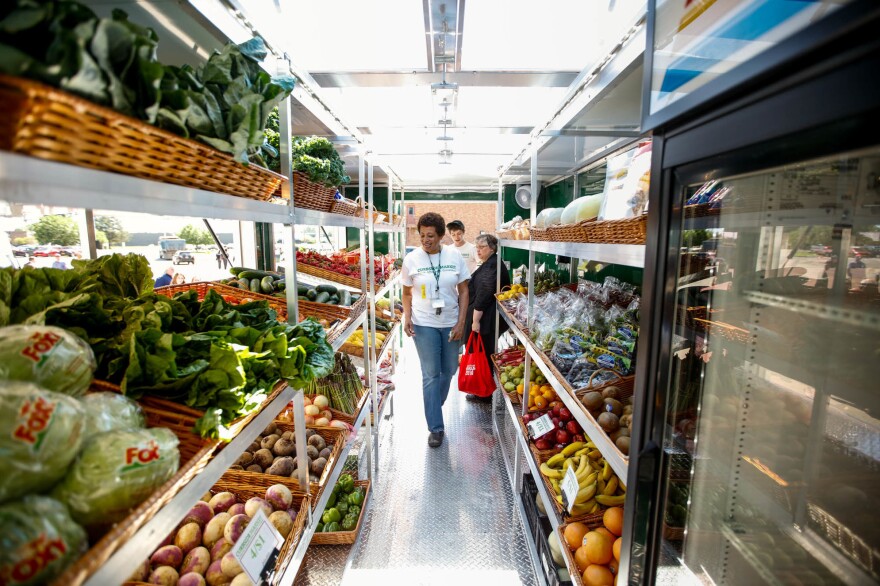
[
  {"xmin": 51, "ymin": 428, "xmax": 179, "ymax": 527},
  {"xmin": 0, "ymin": 325, "xmax": 96, "ymax": 397},
  {"xmin": 81, "ymin": 393, "xmax": 146, "ymax": 438},
  {"xmin": 0, "ymin": 495, "xmax": 87, "ymax": 586},
  {"xmin": 0, "ymin": 383, "xmax": 86, "ymax": 504}
]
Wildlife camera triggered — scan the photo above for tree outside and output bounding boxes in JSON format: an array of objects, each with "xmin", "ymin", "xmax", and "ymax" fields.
[
  {"xmin": 682, "ymin": 229, "xmax": 712, "ymax": 248},
  {"xmin": 178, "ymin": 224, "xmax": 213, "ymax": 245},
  {"xmin": 12, "ymin": 236, "xmax": 37, "ymax": 246},
  {"xmin": 95, "ymin": 216, "xmax": 130, "ymax": 247},
  {"xmin": 95, "ymin": 230, "xmax": 109, "ymax": 248},
  {"xmin": 31, "ymin": 215, "xmax": 79, "ymax": 246}
]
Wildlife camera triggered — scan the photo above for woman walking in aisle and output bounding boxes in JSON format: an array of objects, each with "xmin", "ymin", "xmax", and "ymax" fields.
[
  {"xmin": 463, "ymin": 234, "xmax": 510, "ymax": 402},
  {"xmin": 402, "ymin": 212, "xmax": 471, "ymax": 447}
]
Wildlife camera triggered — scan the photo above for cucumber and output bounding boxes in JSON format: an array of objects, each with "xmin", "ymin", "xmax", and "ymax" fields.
[
  {"xmin": 296, "ymin": 283, "xmax": 310, "ymax": 296},
  {"xmin": 315, "ymin": 284, "xmax": 338, "ymax": 295},
  {"xmin": 230, "ymin": 266, "xmax": 248, "ymax": 276},
  {"xmin": 315, "ymin": 291, "xmax": 331, "ymax": 304},
  {"xmin": 238, "ymin": 278, "xmax": 250, "ymax": 290},
  {"xmin": 226, "ymin": 280, "xmax": 240, "ymax": 289},
  {"xmin": 298, "ymin": 296, "xmax": 309, "ymax": 302},
  {"xmin": 260, "ymin": 276, "xmax": 275, "ymax": 294},
  {"xmin": 306, "ymin": 289, "xmax": 317, "ymax": 301},
  {"xmin": 249, "ymin": 278, "xmax": 262, "ymax": 293},
  {"xmin": 239, "ymin": 270, "xmax": 274, "ymax": 280},
  {"xmin": 329, "ymin": 295, "xmax": 339, "ymax": 305},
  {"xmin": 350, "ymin": 293, "xmax": 361, "ymax": 302},
  {"xmin": 274, "ymin": 281, "xmax": 286, "ymax": 291},
  {"xmin": 339, "ymin": 290, "xmax": 351, "ymax": 306}
]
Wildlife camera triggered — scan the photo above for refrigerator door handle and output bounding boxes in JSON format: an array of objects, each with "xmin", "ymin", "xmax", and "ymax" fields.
[{"xmin": 626, "ymin": 440, "xmax": 662, "ymax": 585}]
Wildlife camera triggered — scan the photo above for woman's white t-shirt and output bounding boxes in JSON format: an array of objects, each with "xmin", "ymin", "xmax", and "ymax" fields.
[{"xmin": 402, "ymin": 245, "xmax": 471, "ymax": 328}]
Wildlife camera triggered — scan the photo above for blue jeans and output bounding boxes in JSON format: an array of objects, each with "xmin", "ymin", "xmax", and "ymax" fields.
[{"xmin": 412, "ymin": 324, "xmax": 462, "ymax": 432}]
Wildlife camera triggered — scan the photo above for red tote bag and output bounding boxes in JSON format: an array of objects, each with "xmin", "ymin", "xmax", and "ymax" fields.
[{"xmin": 458, "ymin": 332, "xmax": 496, "ymax": 397}]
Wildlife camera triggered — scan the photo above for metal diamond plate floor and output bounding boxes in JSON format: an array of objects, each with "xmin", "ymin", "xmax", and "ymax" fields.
[{"xmin": 294, "ymin": 335, "xmax": 538, "ymax": 586}]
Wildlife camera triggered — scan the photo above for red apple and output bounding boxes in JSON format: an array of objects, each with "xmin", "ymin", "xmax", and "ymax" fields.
[
  {"xmin": 572, "ymin": 433, "xmax": 585, "ymax": 443},
  {"xmin": 522, "ymin": 413, "xmax": 533, "ymax": 423},
  {"xmin": 556, "ymin": 429, "xmax": 571, "ymax": 444},
  {"xmin": 535, "ymin": 438, "xmax": 553, "ymax": 450},
  {"xmin": 551, "ymin": 417, "xmax": 561, "ymax": 429},
  {"xmin": 566, "ymin": 420, "xmax": 580, "ymax": 435},
  {"xmin": 552, "ymin": 404, "xmax": 563, "ymax": 417},
  {"xmin": 559, "ymin": 407, "xmax": 572, "ymax": 421}
]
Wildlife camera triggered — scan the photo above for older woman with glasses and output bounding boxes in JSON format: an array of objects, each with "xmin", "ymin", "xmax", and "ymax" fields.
[{"xmin": 462, "ymin": 234, "xmax": 511, "ymax": 402}]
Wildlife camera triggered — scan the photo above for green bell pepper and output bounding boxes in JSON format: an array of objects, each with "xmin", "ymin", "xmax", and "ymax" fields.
[
  {"xmin": 341, "ymin": 513, "xmax": 358, "ymax": 531},
  {"xmin": 337, "ymin": 474, "xmax": 355, "ymax": 494},
  {"xmin": 324, "ymin": 521, "xmax": 339, "ymax": 532},
  {"xmin": 348, "ymin": 488, "xmax": 365, "ymax": 506},
  {"xmin": 336, "ymin": 501, "xmax": 349, "ymax": 515},
  {"xmin": 316, "ymin": 522, "xmax": 324, "ymax": 533},
  {"xmin": 348, "ymin": 504, "xmax": 361, "ymax": 518},
  {"xmin": 327, "ymin": 491, "xmax": 337, "ymax": 508},
  {"xmin": 322, "ymin": 508, "xmax": 341, "ymax": 524}
]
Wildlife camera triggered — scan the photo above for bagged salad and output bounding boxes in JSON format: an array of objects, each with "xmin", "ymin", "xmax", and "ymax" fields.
[
  {"xmin": 0, "ymin": 325, "xmax": 96, "ymax": 397},
  {"xmin": 81, "ymin": 392, "xmax": 146, "ymax": 439}
]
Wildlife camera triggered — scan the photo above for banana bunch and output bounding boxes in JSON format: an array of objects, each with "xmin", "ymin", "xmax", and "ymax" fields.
[
  {"xmin": 538, "ymin": 441, "xmax": 627, "ymax": 517},
  {"xmin": 345, "ymin": 329, "xmax": 386, "ymax": 348}
]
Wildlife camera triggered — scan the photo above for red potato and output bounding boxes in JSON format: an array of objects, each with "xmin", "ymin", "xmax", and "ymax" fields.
[
  {"xmin": 184, "ymin": 502, "xmax": 214, "ymax": 528},
  {"xmin": 210, "ymin": 538, "xmax": 233, "ymax": 562},
  {"xmin": 220, "ymin": 552, "xmax": 244, "ymax": 577},
  {"xmin": 208, "ymin": 492, "xmax": 236, "ymax": 514},
  {"xmin": 150, "ymin": 545, "xmax": 183, "ymax": 569},
  {"xmin": 223, "ymin": 514, "xmax": 250, "ymax": 544},
  {"xmin": 178, "ymin": 573, "xmax": 207, "ymax": 586},
  {"xmin": 175, "ymin": 523, "xmax": 203, "ymax": 554},
  {"xmin": 149, "ymin": 566, "xmax": 180, "ymax": 586},
  {"xmin": 181, "ymin": 546, "xmax": 211, "ymax": 576},
  {"xmin": 265, "ymin": 485, "xmax": 292, "ymax": 511},
  {"xmin": 205, "ymin": 560, "xmax": 231, "ymax": 586},
  {"xmin": 203, "ymin": 513, "xmax": 231, "ymax": 548}
]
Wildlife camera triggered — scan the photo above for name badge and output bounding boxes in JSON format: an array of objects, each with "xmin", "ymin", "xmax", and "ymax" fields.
[{"xmin": 432, "ymin": 298, "xmax": 446, "ymax": 309}]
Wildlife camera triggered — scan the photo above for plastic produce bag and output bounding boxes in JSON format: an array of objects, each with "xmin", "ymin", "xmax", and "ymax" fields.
[
  {"xmin": 0, "ymin": 383, "xmax": 86, "ymax": 504},
  {"xmin": 0, "ymin": 325, "xmax": 96, "ymax": 397},
  {"xmin": 599, "ymin": 141, "xmax": 652, "ymax": 220},
  {"xmin": 52, "ymin": 427, "xmax": 179, "ymax": 527},
  {"xmin": 0, "ymin": 495, "xmax": 87, "ymax": 586},
  {"xmin": 81, "ymin": 393, "xmax": 146, "ymax": 438}
]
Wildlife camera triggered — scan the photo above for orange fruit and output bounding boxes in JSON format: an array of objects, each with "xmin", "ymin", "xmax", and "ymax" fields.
[
  {"xmin": 603, "ymin": 506, "xmax": 624, "ymax": 537},
  {"xmin": 516, "ymin": 383, "xmax": 524, "ymax": 395},
  {"xmin": 574, "ymin": 546, "xmax": 591, "ymax": 572},
  {"xmin": 542, "ymin": 390, "xmax": 555, "ymax": 400},
  {"xmin": 563, "ymin": 522, "xmax": 589, "ymax": 551},
  {"xmin": 613, "ymin": 537, "xmax": 622, "ymax": 561},
  {"xmin": 583, "ymin": 564, "xmax": 614, "ymax": 586},
  {"xmin": 609, "ymin": 558, "xmax": 619, "ymax": 575},
  {"xmin": 534, "ymin": 396, "xmax": 548, "ymax": 409},
  {"xmin": 583, "ymin": 531, "xmax": 614, "ymax": 565},
  {"xmin": 594, "ymin": 527, "xmax": 615, "ymax": 541}
]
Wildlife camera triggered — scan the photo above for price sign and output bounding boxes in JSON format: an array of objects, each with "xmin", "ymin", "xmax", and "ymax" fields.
[
  {"xmin": 561, "ymin": 466, "xmax": 580, "ymax": 513},
  {"xmin": 527, "ymin": 414, "xmax": 553, "ymax": 439},
  {"xmin": 231, "ymin": 508, "xmax": 283, "ymax": 585}
]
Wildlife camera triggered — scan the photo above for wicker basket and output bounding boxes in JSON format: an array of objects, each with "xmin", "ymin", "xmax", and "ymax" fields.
[
  {"xmin": 684, "ymin": 203, "xmax": 721, "ymax": 218},
  {"xmin": 297, "ymin": 263, "xmax": 364, "ymax": 290},
  {"xmin": 547, "ymin": 222, "xmax": 587, "ymax": 242},
  {"xmin": 596, "ymin": 215, "xmax": 648, "ymax": 244},
  {"xmin": 291, "ymin": 171, "xmax": 337, "ymax": 211},
  {"xmin": 572, "ymin": 370, "xmax": 635, "ymax": 464},
  {"xmin": 0, "ymin": 75, "xmax": 285, "ymax": 200},
  {"xmin": 663, "ymin": 522, "xmax": 686, "ymax": 541},
  {"xmin": 530, "ymin": 226, "xmax": 552, "ymax": 241},
  {"xmin": 556, "ymin": 521, "xmax": 619, "ymax": 586},
  {"xmin": 539, "ymin": 453, "xmax": 609, "ymax": 525},
  {"xmin": 310, "ymin": 480, "xmax": 370, "ymax": 545},
  {"xmin": 210, "ymin": 472, "xmax": 310, "ymax": 574},
  {"xmin": 696, "ymin": 319, "xmax": 751, "ymax": 344},
  {"xmin": 222, "ymin": 424, "xmax": 345, "ymax": 505},
  {"xmin": 330, "ymin": 197, "xmax": 363, "ymax": 217}
]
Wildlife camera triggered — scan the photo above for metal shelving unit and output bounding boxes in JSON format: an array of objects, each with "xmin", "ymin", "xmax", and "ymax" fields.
[
  {"xmin": 499, "ymin": 238, "xmax": 646, "ymax": 268},
  {"xmin": 331, "ymin": 312, "xmax": 368, "ymax": 352},
  {"xmin": 497, "ymin": 304, "xmax": 629, "ymax": 481},
  {"xmin": 375, "ymin": 273, "xmax": 401, "ymax": 301}
]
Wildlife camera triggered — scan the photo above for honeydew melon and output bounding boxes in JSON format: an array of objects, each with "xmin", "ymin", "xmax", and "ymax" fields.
[{"xmin": 560, "ymin": 195, "xmax": 603, "ymax": 225}]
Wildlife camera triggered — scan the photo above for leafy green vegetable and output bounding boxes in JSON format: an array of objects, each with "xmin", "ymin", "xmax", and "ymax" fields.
[{"xmin": 0, "ymin": 325, "xmax": 96, "ymax": 397}]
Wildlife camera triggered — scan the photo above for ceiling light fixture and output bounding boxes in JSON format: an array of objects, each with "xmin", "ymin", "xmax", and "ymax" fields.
[{"xmin": 438, "ymin": 148, "xmax": 453, "ymax": 165}]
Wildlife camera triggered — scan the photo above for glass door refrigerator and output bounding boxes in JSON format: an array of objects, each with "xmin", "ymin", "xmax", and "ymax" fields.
[{"xmin": 624, "ymin": 1, "xmax": 880, "ymax": 585}]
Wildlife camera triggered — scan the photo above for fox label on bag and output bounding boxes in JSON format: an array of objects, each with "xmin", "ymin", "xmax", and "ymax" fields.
[{"xmin": 457, "ymin": 332, "xmax": 496, "ymax": 397}]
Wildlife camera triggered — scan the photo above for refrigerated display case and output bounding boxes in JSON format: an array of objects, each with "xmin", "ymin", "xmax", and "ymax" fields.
[{"xmin": 626, "ymin": 2, "xmax": 880, "ymax": 585}]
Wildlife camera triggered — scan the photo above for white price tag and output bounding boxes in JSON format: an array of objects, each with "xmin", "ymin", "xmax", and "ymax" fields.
[
  {"xmin": 561, "ymin": 466, "xmax": 580, "ymax": 513},
  {"xmin": 527, "ymin": 414, "xmax": 553, "ymax": 439},
  {"xmin": 231, "ymin": 508, "xmax": 283, "ymax": 585}
]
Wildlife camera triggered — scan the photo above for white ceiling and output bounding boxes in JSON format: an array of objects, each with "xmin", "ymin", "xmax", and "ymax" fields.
[{"xmin": 91, "ymin": 0, "xmax": 646, "ymax": 190}]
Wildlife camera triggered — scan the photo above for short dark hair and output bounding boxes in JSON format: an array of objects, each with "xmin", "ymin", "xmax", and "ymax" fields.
[
  {"xmin": 418, "ymin": 212, "xmax": 446, "ymax": 236},
  {"xmin": 446, "ymin": 220, "xmax": 465, "ymax": 232}
]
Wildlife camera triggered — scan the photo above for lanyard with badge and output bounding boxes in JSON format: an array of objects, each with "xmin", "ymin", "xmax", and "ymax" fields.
[{"xmin": 426, "ymin": 251, "xmax": 445, "ymax": 315}]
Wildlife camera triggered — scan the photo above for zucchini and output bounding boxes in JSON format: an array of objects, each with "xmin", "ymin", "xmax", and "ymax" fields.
[
  {"xmin": 239, "ymin": 270, "xmax": 274, "ymax": 280},
  {"xmin": 230, "ymin": 266, "xmax": 248, "ymax": 276},
  {"xmin": 260, "ymin": 276, "xmax": 275, "ymax": 294},
  {"xmin": 315, "ymin": 291, "xmax": 331, "ymax": 304},
  {"xmin": 249, "ymin": 278, "xmax": 262, "ymax": 293},
  {"xmin": 306, "ymin": 289, "xmax": 318, "ymax": 301},
  {"xmin": 339, "ymin": 290, "xmax": 352, "ymax": 306},
  {"xmin": 315, "ymin": 284, "xmax": 338, "ymax": 295},
  {"xmin": 296, "ymin": 283, "xmax": 310, "ymax": 296}
]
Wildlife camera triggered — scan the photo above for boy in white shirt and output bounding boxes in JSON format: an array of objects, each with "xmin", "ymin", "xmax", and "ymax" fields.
[{"xmin": 446, "ymin": 220, "xmax": 478, "ymax": 275}]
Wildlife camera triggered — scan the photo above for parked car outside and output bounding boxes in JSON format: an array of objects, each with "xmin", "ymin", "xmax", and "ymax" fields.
[
  {"xmin": 810, "ymin": 244, "xmax": 832, "ymax": 256},
  {"xmin": 851, "ymin": 246, "xmax": 875, "ymax": 258},
  {"xmin": 173, "ymin": 251, "xmax": 195, "ymax": 265},
  {"xmin": 12, "ymin": 245, "xmax": 35, "ymax": 257},
  {"xmin": 33, "ymin": 246, "xmax": 60, "ymax": 257}
]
